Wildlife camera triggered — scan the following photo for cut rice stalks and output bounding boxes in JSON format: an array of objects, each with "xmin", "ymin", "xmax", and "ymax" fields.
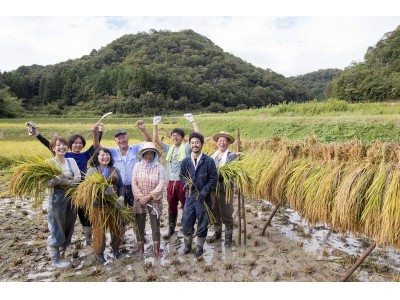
[
  {"xmin": 70, "ymin": 171, "xmax": 135, "ymax": 234},
  {"xmin": 7, "ymin": 155, "xmax": 63, "ymax": 210}
]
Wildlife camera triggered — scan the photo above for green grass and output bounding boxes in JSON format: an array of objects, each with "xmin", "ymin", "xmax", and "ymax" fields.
[{"xmin": 1, "ymin": 100, "xmax": 400, "ymax": 160}]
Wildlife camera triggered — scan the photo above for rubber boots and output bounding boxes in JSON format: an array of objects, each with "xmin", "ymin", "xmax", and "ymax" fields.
[
  {"xmin": 183, "ymin": 235, "xmax": 192, "ymax": 254},
  {"xmin": 153, "ymin": 241, "xmax": 161, "ymax": 258},
  {"xmin": 48, "ymin": 246, "xmax": 70, "ymax": 268},
  {"xmin": 225, "ymin": 225, "xmax": 233, "ymax": 247},
  {"xmin": 59, "ymin": 245, "xmax": 67, "ymax": 259},
  {"xmin": 207, "ymin": 223, "xmax": 222, "ymax": 243},
  {"xmin": 138, "ymin": 241, "xmax": 145, "ymax": 254},
  {"xmin": 112, "ymin": 246, "xmax": 122, "ymax": 259},
  {"xmin": 83, "ymin": 226, "xmax": 93, "ymax": 246},
  {"xmin": 163, "ymin": 213, "xmax": 178, "ymax": 239},
  {"xmin": 194, "ymin": 237, "xmax": 206, "ymax": 257},
  {"xmin": 95, "ymin": 253, "xmax": 106, "ymax": 264}
]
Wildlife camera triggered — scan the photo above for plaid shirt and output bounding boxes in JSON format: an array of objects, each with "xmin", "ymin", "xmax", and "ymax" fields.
[{"xmin": 131, "ymin": 161, "xmax": 164, "ymax": 215}]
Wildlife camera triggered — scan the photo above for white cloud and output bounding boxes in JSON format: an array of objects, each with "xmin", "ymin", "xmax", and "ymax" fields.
[{"xmin": 1, "ymin": 16, "xmax": 399, "ymax": 77}]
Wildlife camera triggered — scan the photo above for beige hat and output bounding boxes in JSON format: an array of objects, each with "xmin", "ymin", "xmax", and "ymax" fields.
[
  {"xmin": 213, "ymin": 131, "xmax": 235, "ymax": 144},
  {"xmin": 137, "ymin": 142, "xmax": 161, "ymax": 158}
]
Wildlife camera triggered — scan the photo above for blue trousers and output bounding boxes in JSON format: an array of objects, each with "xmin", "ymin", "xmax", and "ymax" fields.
[{"xmin": 182, "ymin": 196, "xmax": 211, "ymax": 238}]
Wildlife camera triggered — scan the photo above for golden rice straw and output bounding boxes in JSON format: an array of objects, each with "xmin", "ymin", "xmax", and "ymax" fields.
[
  {"xmin": 8, "ymin": 155, "xmax": 63, "ymax": 213},
  {"xmin": 70, "ymin": 171, "xmax": 135, "ymax": 234}
]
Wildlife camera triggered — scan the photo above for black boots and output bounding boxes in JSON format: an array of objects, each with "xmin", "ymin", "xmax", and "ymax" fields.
[
  {"xmin": 183, "ymin": 235, "xmax": 192, "ymax": 254},
  {"xmin": 206, "ymin": 223, "xmax": 222, "ymax": 243},
  {"xmin": 83, "ymin": 226, "xmax": 93, "ymax": 245},
  {"xmin": 225, "ymin": 225, "xmax": 233, "ymax": 247},
  {"xmin": 194, "ymin": 237, "xmax": 206, "ymax": 257},
  {"xmin": 163, "ymin": 213, "xmax": 178, "ymax": 239},
  {"xmin": 95, "ymin": 253, "xmax": 106, "ymax": 264}
]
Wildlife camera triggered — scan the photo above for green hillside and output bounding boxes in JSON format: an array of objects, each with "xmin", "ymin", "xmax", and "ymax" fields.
[
  {"xmin": 328, "ymin": 25, "xmax": 400, "ymax": 101},
  {"xmin": 0, "ymin": 29, "xmax": 312, "ymax": 117}
]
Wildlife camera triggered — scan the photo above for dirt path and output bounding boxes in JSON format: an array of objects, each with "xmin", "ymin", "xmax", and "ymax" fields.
[{"xmin": 0, "ymin": 193, "xmax": 399, "ymax": 282}]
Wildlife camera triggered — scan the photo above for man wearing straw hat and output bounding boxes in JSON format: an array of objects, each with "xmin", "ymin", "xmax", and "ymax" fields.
[
  {"xmin": 208, "ymin": 131, "xmax": 238, "ymax": 247},
  {"xmin": 152, "ymin": 113, "xmax": 200, "ymax": 239},
  {"xmin": 179, "ymin": 132, "xmax": 218, "ymax": 257}
]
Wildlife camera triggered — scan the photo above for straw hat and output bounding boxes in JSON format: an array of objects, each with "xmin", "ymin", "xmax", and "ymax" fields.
[
  {"xmin": 137, "ymin": 142, "xmax": 161, "ymax": 157},
  {"xmin": 212, "ymin": 131, "xmax": 235, "ymax": 143}
]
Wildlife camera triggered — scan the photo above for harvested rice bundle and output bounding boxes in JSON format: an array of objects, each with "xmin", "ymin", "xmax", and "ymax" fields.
[
  {"xmin": 71, "ymin": 171, "xmax": 135, "ymax": 233},
  {"xmin": 361, "ymin": 162, "xmax": 388, "ymax": 238},
  {"xmin": 378, "ymin": 166, "xmax": 400, "ymax": 248},
  {"xmin": 332, "ymin": 162, "xmax": 377, "ymax": 235},
  {"xmin": 8, "ymin": 155, "xmax": 63, "ymax": 209},
  {"xmin": 216, "ymin": 159, "xmax": 252, "ymax": 203},
  {"xmin": 284, "ymin": 158, "xmax": 314, "ymax": 213}
]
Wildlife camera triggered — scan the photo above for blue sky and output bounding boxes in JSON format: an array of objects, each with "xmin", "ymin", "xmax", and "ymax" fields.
[{"xmin": 1, "ymin": 1, "xmax": 400, "ymax": 77}]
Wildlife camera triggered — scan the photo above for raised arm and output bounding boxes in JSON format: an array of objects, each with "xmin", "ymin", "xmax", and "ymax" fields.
[
  {"xmin": 136, "ymin": 120, "xmax": 152, "ymax": 142},
  {"xmin": 26, "ymin": 121, "xmax": 53, "ymax": 154},
  {"xmin": 91, "ymin": 123, "xmax": 101, "ymax": 150},
  {"xmin": 152, "ymin": 116, "xmax": 165, "ymax": 148},
  {"xmin": 184, "ymin": 113, "xmax": 200, "ymax": 133}
]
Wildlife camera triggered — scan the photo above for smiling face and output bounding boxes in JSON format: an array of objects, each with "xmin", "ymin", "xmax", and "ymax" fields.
[
  {"xmin": 53, "ymin": 140, "xmax": 68, "ymax": 156},
  {"xmin": 171, "ymin": 132, "xmax": 184, "ymax": 146},
  {"xmin": 143, "ymin": 151, "xmax": 155, "ymax": 163},
  {"xmin": 217, "ymin": 136, "xmax": 230, "ymax": 152},
  {"xmin": 71, "ymin": 137, "xmax": 84, "ymax": 153},
  {"xmin": 190, "ymin": 137, "xmax": 203, "ymax": 154},
  {"xmin": 97, "ymin": 149, "xmax": 111, "ymax": 167},
  {"xmin": 114, "ymin": 133, "xmax": 129, "ymax": 150}
]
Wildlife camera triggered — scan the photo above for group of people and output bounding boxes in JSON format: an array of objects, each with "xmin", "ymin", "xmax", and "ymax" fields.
[{"xmin": 26, "ymin": 113, "xmax": 238, "ymax": 268}]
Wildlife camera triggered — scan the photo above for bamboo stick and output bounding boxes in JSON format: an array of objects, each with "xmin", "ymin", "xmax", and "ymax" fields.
[{"xmin": 340, "ymin": 241, "xmax": 376, "ymax": 282}]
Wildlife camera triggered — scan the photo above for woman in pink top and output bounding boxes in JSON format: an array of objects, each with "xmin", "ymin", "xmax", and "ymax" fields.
[{"xmin": 131, "ymin": 142, "xmax": 165, "ymax": 258}]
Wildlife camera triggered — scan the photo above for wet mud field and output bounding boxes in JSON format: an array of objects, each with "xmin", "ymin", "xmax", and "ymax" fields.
[{"xmin": 1, "ymin": 193, "xmax": 399, "ymax": 282}]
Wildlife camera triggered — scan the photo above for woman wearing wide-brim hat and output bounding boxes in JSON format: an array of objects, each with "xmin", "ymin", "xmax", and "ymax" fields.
[
  {"xmin": 131, "ymin": 142, "xmax": 165, "ymax": 257},
  {"xmin": 208, "ymin": 131, "xmax": 237, "ymax": 247}
]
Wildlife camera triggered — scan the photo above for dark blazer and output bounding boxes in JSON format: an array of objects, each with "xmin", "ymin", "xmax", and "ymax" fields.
[{"xmin": 179, "ymin": 153, "xmax": 218, "ymax": 203}]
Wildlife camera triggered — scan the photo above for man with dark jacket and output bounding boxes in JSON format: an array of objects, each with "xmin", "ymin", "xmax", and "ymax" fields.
[{"xmin": 179, "ymin": 132, "xmax": 218, "ymax": 257}]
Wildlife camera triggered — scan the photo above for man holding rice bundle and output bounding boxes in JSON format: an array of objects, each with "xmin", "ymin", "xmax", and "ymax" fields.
[
  {"xmin": 208, "ymin": 131, "xmax": 238, "ymax": 247},
  {"xmin": 152, "ymin": 113, "xmax": 200, "ymax": 239},
  {"xmin": 46, "ymin": 135, "xmax": 81, "ymax": 268},
  {"xmin": 179, "ymin": 132, "xmax": 218, "ymax": 257}
]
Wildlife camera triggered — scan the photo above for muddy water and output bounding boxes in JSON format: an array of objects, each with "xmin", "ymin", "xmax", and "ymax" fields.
[{"xmin": 1, "ymin": 196, "xmax": 399, "ymax": 281}]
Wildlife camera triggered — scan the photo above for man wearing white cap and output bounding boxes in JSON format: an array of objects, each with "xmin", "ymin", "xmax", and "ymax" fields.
[{"xmin": 108, "ymin": 120, "xmax": 152, "ymax": 207}]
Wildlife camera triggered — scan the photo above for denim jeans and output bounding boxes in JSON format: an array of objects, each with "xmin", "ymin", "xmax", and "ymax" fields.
[{"xmin": 47, "ymin": 187, "xmax": 77, "ymax": 248}]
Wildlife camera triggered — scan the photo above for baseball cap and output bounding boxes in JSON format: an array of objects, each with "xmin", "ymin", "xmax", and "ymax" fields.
[{"xmin": 114, "ymin": 129, "xmax": 127, "ymax": 137}]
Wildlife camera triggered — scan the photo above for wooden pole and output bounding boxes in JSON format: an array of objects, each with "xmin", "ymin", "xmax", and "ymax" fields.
[
  {"xmin": 237, "ymin": 192, "xmax": 241, "ymax": 245},
  {"xmin": 237, "ymin": 128, "xmax": 246, "ymax": 245},
  {"xmin": 260, "ymin": 204, "xmax": 280, "ymax": 236},
  {"xmin": 340, "ymin": 241, "xmax": 376, "ymax": 282},
  {"xmin": 236, "ymin": 128, "xmax": 242, "ymax": 245}
]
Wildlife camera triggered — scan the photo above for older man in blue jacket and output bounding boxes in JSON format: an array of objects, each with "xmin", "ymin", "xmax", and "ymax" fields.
[{"xmin": 180, "ymin": 132, "xmax": 218, "ymax": 257}]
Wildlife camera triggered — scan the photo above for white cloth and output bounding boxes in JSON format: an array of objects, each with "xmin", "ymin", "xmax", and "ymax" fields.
[{"xmin": 211, "ymin": 149, "xmax": 230, "ymax": 167}]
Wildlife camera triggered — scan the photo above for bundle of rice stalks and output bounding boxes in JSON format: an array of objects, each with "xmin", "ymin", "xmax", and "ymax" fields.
[
  {"xmin": 216, "ymin": 160, "xmax": 252, "ymax": 203},
  {"xmin": 181, "ymin": 174, "xmax": 216, "ymax": 224},
  {"xmin": 8, "ymin": 155, "xmax": 62, "ymax": 209},
  {"xmin": 360, "ymin": 162, "xmax": 388, "ymax": 238},
  {"xmin": 378, "ymin": 166, "xmax": 400, "ymax": 248},
  {"xmin": 332, "ymin": 162, "xmax": 377, "ymax": 235},
  {"xmin": 70, "ymin": 171, "xmax": 135, "ymax": 233}
]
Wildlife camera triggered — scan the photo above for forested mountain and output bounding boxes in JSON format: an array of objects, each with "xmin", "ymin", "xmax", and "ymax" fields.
[
  {"xmin": 289, "ymin": 69, "xmax": 342, "ymax": 100},
  {"xmin": 328, "ymin": 25, "xmax": 400, "ymax": 102},
  {"xmin": 0, "ymin": 29, "xmax": 312, "ymax": 116}
]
